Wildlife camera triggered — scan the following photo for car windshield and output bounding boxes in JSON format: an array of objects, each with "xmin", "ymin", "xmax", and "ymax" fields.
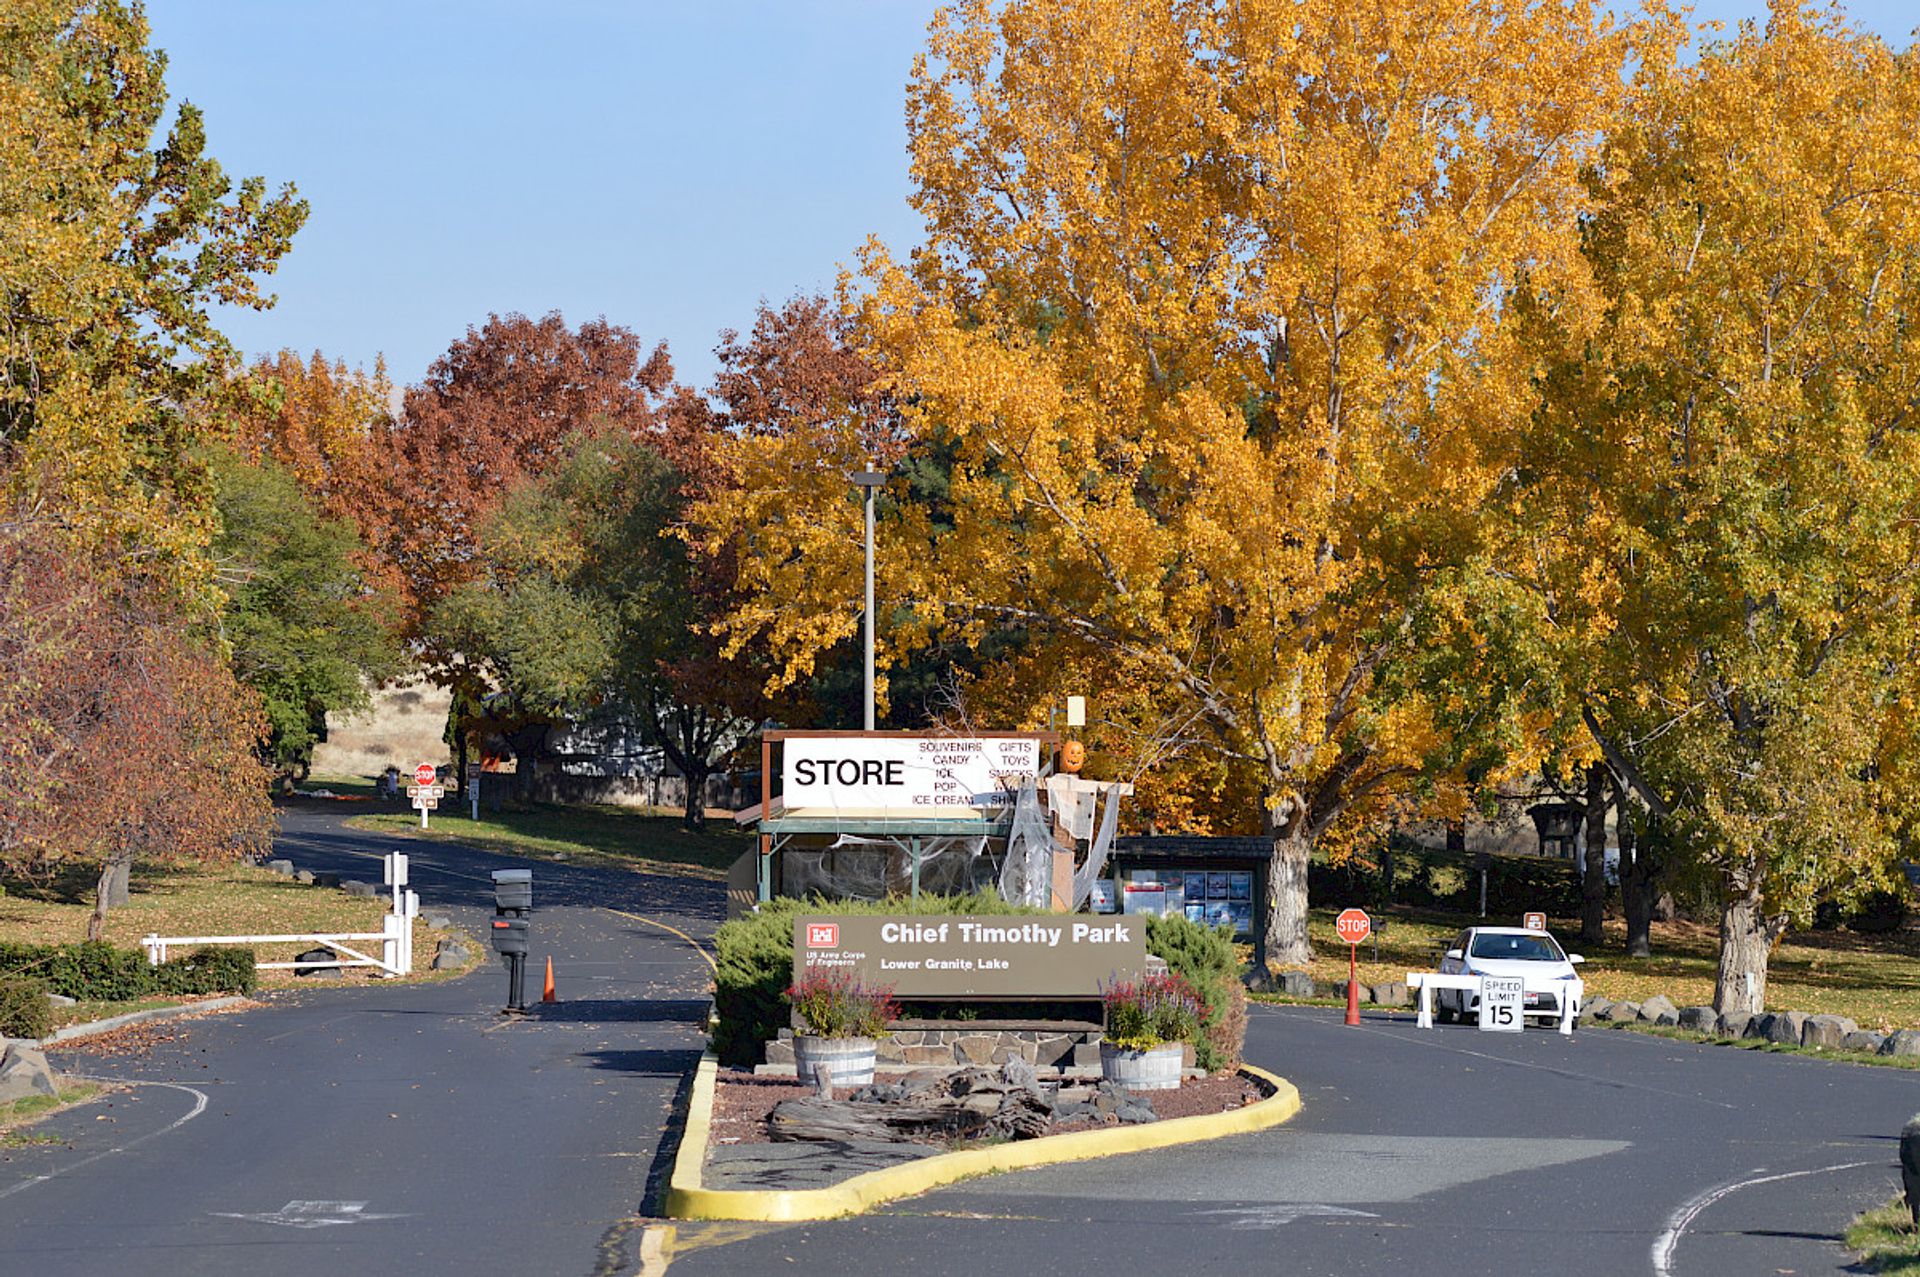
[{"xmin": 1469, "ymin": 933, "xmax": 1565, "ymax": 962}]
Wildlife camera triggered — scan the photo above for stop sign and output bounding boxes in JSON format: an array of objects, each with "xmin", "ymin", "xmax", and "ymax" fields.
[
  {"xmin": 414, "ymin": 762, "xmax": 437, "ymax": 787},
  {"xmin": 1335, "ymin": 908, "xmax": 1372, "ymax": 946}
]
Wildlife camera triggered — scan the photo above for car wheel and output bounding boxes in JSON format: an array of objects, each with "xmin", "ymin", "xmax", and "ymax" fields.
[{"xmin": 1436, "ymin": 993, "xmax": 1455, "ymax": 1024}]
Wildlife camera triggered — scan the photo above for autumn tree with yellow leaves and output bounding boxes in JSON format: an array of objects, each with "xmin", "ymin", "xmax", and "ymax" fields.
[
  {"xmin": 701, "ymin": 0, "xmax": 1655, "ymax": 965},
  {"xmin": 1510, "ymin": 2, "xmax": 1920, "ymax": 1013}
]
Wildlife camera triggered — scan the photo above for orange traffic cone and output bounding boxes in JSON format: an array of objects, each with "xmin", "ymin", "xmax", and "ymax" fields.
[{"xmin": 541, "ymin": 956, "xmax": 557, "ymax": 1003}]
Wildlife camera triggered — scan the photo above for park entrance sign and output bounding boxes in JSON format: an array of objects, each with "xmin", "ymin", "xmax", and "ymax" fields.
[{"xmin": 795, "ymin": 914, "xmax": 1144, "ymax": 998}]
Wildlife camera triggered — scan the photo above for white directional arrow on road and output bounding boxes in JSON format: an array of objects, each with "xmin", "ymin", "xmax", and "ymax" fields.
[{"xmin": 212, "ymin": 1200, "xmax": 408, "ymax": 1229}]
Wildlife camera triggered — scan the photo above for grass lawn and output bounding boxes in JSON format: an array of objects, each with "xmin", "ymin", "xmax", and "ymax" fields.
[
  {"xmin": 1848, "ymin": 1199, "xmax": 1920, "ymax": 1273},
  {"xmin": 0, "ymin": 858, "xmax": 469, "ymax": 990},
  {"xmin": 1257, "ymin": 904, "xmax": 1920, "ymax": 1032},
  {"xmin": 343, "ymin": 799, "xmax": 749, "ymax": 880},
  {"xmin": 0, "ymin": 1082, "xmax": 104, "ymax": 1146}
]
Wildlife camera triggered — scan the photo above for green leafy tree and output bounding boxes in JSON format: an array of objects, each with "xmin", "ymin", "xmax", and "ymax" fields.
[
  {"xmin": 0, "ymin": 0, "xmax": 307, "ymax": 597},
  {"xmin": 205, "ymin": 447, "xmax": 402, "ymax": 784}
]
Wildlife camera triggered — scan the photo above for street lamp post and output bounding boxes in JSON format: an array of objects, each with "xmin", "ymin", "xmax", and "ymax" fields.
[{"xmin": 852, "ymin": 471, "xmax": 886, "ymax": 731}]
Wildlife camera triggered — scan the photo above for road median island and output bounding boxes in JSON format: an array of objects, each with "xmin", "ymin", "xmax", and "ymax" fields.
[{"xmin": 663, "ymin": 1051, "xmax": 1302, "ymax": 1222}]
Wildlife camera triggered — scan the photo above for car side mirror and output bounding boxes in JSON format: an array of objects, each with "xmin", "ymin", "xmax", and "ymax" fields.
[
  {"xmin": 1568, "ymin": 954, "xmax": 1585, "ymax": 965},
  {"xmin": 1445, "ymin": 948, "xmax": 1463, "ymax": 960}
]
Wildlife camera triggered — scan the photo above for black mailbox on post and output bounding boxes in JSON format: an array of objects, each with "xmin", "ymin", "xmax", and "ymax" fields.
[{"xmin": 489, "ymin": 869, "xmax": 534, "ymax": 1011}]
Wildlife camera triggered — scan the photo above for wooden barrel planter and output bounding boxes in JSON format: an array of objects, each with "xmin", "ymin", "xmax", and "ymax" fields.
[
  {"xmin": 792, "ymin": 1035, "xmax": 879, "ymax": 1087},
  {"xmin": 1099, "ymin": 1041, "xmax": 1183, "ymax": 1091}
]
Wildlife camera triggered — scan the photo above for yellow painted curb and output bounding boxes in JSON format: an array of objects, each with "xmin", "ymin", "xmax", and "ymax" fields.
[{"xmin": 664, "ymin": 1052, "xmax": 1302, "ymax": 1222}]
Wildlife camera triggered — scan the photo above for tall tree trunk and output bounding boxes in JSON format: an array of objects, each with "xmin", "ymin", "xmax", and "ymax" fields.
[
  {"xmin": 1581, "ymin": 763, "xmax": 1608, "ymax": 948},
  {"xmin": 89, "ymin": 854, "xmax": 131, "ymax": 941},
  {"xmin": 1714, "ymin": 882, "xmax": 1783, "ymax": 1014},
  {"xmin": 682, "ymin": 764, "xmax": 711, "ymax": 832},
  {"xmin": 1265, "ymin": 823, "xmax": 1313, "ymax": 969}
]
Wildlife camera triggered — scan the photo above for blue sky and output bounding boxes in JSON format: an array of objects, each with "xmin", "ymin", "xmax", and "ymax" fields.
[{"xmin": 145, "ymin": 1, "xmax": 1916, "ymax": 394}]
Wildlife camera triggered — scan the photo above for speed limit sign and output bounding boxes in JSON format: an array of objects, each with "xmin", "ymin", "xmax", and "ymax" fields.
[{"xmin": 1478, "ymin": 975, "xmax": 1524, "ymax": 1033}]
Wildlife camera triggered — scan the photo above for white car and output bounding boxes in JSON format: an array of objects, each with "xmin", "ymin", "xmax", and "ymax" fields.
[{"xmin": 1435, "ymin": 926, "xmax": 1586, "ymax": 1027}]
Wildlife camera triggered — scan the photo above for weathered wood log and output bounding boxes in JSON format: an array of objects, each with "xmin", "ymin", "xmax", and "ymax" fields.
[{"xmin": 769, "ymin": 1064, "xmax": 1055, "ymax": 1143}]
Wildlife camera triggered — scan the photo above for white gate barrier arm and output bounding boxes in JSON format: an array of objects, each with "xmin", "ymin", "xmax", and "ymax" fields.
[{"xmin": 1406, "ymin": 971, "xmax": 1582, "ymax": 1036}]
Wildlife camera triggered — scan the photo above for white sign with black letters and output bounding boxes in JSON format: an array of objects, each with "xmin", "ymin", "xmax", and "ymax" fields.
[
  {"xmin": 781, "ymin": 736, "xmax": 1042, "ymax": 813},
  {"xmin": 1478, "ymin": 975, "xmax": 1525, "ymax": 1033}
]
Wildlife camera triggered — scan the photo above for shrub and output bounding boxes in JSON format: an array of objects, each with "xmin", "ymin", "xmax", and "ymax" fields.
[
  {"xmin": 787, "ymin": 968, "xmax": 897, "ymax": 1039},
  {"xmin": 0, "ymin": 942, "xmax": 255, "ymax": 1001},
  {"xmin": 1102, "ymin": 973, "xmax": 1203, "ymax": 1051},
  {"xmin": 1143, "ymin": 913, "xmax": 1247, "ymax": 1069},
  {"xmin": 0, "ymin": 976, "xmax": 53, "ymax": 1041},
  {"xmin": 713, "ymin": 892, "xmax": 1044, "ymax": 1066},
  {"xmin": 154, "ymin": 947, "xmax": 258, "ymax": 996}
]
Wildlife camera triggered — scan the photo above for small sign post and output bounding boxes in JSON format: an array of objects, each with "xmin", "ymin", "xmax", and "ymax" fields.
[
  {"xmin": 1478, "ymin": 974, "xmax": 1524, "ymax": 1033},
  {"xmin": 1335, "ymin": 908, "xmax": 1371, "ymax": 1027},
  {"xmin": 407, "ymin": 779, "xmax": 442, "ymax": 829}
]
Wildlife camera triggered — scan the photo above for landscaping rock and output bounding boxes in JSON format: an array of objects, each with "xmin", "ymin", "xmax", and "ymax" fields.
[
  {"xmin": 342, "ymin": 880, "xmax": 377, "ymax": 897},
  {"xmin": 45, "ymin": 993, "xmax": 76, "ymax": 1008},
  {"xmin": 0, "ymin": 1042, "xmax": 58, "ymax": 1103},
  {"xmin": 1276, "ymin": 972, "xmax": 1317, "ymax": 999},
  {"xmin": 1639, "ymin": 995, "xmax": 1680, "ymax": 1025},
  {"xmin": 431, "ymin": 942, "xmax": 472, "ymax": 971},
  {"xmin": 294, "ymin": 947, "xmax": 341, "ymax": 977},
  {"xmin": 1070, "ymin": 1042, "xmax": 1102, "ymax": 1069},
  {"xmin": 1801, "ymin": 1014, "xmax": 1857, "ymax": 1050},
  {"xmin": 1371, "ymin": 980, "xmax": 1410, "ymax": 1008},
  {"xmin": 1583, "ymin": 995, "xmax": 1615, "ymax": 1020},
  {"xmin": 1677, "ymin": 1006, "xmax": 1716, "ymax": 1033},
  {"xmin": 424, "ymin": 913, "xmax": 454, "ymax": 930},
  {"xmin": 267, "ymin": 859, "xmax": 294, "ymax": 876},
  {"xmin": 312, "ymin": 872, "xmax": 340, "ymax": 889},
  {"xmin": 765, "ymin": 1039, "xmax": 796, "ymax": 1066},
  {"xmin": 1597, "ymin": 1000, "xmax": 1640, "ymax": 1023},
  {"xmin": 1764, "ymin": 1011, "xmax": 1809, "ymax": 1045},
  {"xmin": 1241, "ymin": 964, "xmax": 1276, "ymax": 994},
  {"xmin": 1844, "ymin": 1031, "xmax": 1887, "ymax": 1054},
  {"xmin": 294, "ymin": 870, "xmax": 315, "ymax": 885},
  {"xmin": 1716, "ymin": 1011, "xmax": 1753, "ymax": 1039},
  {"xmin": 1881, "ymin": 1030, "xmax": 1920, "ymax": 1058},
  {"xmin": 1115, "ymin": 1101, "xmax": 1156, "ymax": 1124}
]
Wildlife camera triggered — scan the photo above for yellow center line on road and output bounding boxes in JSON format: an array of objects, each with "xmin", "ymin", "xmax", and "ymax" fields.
[{"xmin": 600, "ymin": 908, "xmax": 716, "ymax": 973}]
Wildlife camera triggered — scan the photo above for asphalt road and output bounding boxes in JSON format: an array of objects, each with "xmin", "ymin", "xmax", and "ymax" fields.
[
  {"xmin": 667, "ymin": 990, "xmax": 1920, "ymax": 1277},
  {"xmin": 6, "ymin": 805, "xmax": 1919, "ymax": 1277},
  {"xmin": 0, "ymin": 801, "xmax": 719, "ymax": 1277}
]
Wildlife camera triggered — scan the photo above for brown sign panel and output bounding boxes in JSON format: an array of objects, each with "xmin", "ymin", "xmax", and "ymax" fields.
[{"xmin": 794, "ymin": 915, "xmax": 1146, "ymax": 998}]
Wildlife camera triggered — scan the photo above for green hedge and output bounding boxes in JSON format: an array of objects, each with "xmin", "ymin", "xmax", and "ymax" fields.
[
  {"xmin": 0, "ymin": 976, "xmax": 52, "ymax": 1041},
  {"xmin": 0, "ymin": 942, "xmax": 257, "ymax": 1001},
  {"xmin": 713, "ymin": 893, "xmax": 1043, "ymax": 1067}
]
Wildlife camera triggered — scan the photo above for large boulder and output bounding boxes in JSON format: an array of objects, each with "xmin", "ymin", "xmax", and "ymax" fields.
[
  {"xmin": 1881, "ymin": 1030, "xmax": 1920, "ymax": 1058},
  {"xmin": 430, "ymin": 941, "xmax": 472, "ymax": 971},
  {"xmin": 1371, "ymin": 980, "xmax": 1411, "ymax": 1008},
  {"xmin": 1764, "ymin": 1011, "xmax": 1809, "ymax": 1045},
  {"xmin": 1276, "ymin": 972, "xmax": 1317, "ymax": 999},
  {"xmin": 1801, "ymin": 1014, "xmax": 1857, "ymax": 1050},
  {"xmin": 1677, "ymin": 1006, "xmax": 1717, "ymax": 1033},
  {"xmin": 1597, "ymin": 1000, "xmax": 1640, "ymax": 1023},
  {"xmin": 342, "ymin": 880, "xmax": 378, "ymax": 898},
  {"xmin": 424, "ymin": 913, "xmax": 455, "ymax": 931},
  {"xmin": 1716, "ymin": 1012, "xmax": 1754, "ymax": 1040},
  {"xmin": 1844, "ymin": 1030, "xmax": 1888, "ymax": 1054},
  {"xmin": 1582, "ymin": 995, "xmax": 1615, "ymax": 1021},
  {"xmin": 0, "ymin": 1041, "xmax": 58, "ymax": 1103},
  {"xmin": 1640, "ymin": 995, "xmax": 1680, "ymax": 1026},
  {"xmin": 294, "ymin": 947, "xmax": 342, "ymax": 978},
  {"xmin": 266, "ymin": 859, "xmax": 294, "ymax": 876}
]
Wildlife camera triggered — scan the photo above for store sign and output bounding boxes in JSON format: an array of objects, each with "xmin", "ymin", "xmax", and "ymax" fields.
[
  {"xmin": 795, "ymin": 914, "xmax": 1145, "ymax": 997},
  {"xmin": 781, "ymin": 736, "xmax": 1042, "ymax": 813}
]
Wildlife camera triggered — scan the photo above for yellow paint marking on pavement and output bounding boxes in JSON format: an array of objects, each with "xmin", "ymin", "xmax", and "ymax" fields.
[
  {"xmin": 601, "ymin": 908, "xmax": 716, "ymax": 973},
  {"xmin": 635, "ymin": 1223, "xmax": 675, "ymax": 1277}
]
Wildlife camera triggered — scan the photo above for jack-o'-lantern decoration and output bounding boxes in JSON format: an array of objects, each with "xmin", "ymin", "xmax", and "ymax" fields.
[{"xmin": 1060, "ymin": 739, "xmax": 1085, "ymax": 774}]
